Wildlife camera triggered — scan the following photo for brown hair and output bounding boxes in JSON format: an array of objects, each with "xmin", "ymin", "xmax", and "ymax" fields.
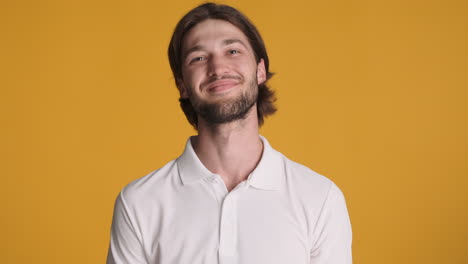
[{"xmin": 168, "ymin": 2, "xmax": 276, "ymax": 129}]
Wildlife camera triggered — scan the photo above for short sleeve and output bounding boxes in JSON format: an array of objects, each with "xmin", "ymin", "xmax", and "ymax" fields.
[
  {"xmin": 106, "ymin": 190, "xmax": 147, "ymax": 264},
  {"xmin": 310, "ymin": 183, "xmax": 353, "ymax": 264}
]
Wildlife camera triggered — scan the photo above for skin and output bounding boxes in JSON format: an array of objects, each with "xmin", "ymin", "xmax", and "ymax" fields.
[{"xmin": 179, "ymin": 19, "xmax": 267, "ymax": 192}]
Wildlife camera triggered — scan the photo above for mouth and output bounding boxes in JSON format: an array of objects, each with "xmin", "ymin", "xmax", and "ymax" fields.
[{"xmin": 205, "ymin": 79, "xmax": 240, "ymax": 94}]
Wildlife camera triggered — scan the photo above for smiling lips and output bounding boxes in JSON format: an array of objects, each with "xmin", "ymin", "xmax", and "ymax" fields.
[{"xmin": 205, "ymin": 78, "xmax": 241, "ymax": 93}]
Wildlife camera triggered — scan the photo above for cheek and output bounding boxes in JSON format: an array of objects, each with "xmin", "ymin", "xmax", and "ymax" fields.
[
  {"xmin": 185, "ymin": 67, "xmax": 205, "ymax": 81},
  {"xmin": 182, "ymin": 69, "xmax": 199, "ymax": 86},
  {"xmin": 233, "ymin": 61, "xmax": 255, "ymax": 75}
]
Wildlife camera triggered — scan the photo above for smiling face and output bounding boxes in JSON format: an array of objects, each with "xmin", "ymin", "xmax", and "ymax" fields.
[{"xmin": 179, "ymin": 19, "xmax": 266, "ymax": 126}]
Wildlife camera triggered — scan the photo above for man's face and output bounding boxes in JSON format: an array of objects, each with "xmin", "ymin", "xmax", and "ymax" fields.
[{"xmin": 180, "ymin": 19, "xmax": 266, "ymax": 125}]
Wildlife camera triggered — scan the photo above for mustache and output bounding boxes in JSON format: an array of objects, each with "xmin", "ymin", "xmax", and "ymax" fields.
[{"xmin": 205, "ymin": 74, "xmax": 242, "ymax": 85}]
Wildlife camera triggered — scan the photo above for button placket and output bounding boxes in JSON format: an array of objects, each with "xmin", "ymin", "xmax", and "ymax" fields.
[{"xmin": 218, "ymin": 193, "xmax": 238, "ymax": 257}]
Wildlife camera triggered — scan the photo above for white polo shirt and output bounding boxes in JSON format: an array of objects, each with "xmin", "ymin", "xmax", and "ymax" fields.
[{"xmin": 107, "ymin": 136, "xmax": 352, "ymax": 264}]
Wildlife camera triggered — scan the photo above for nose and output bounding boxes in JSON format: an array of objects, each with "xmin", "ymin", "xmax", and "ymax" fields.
[{"xmin": 207, "ymin": 54, "xmax": 229, "ymax": 77}]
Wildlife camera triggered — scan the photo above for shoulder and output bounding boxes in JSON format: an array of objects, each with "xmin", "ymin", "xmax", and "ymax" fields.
[
  {"xmin": 118, "ymin": 159, "xmax": 179, "ymax": 209},
  {"xmin": 281, "ymin": 154, "xmax": 346, "ymax": 207},
  {"xmin": 284, "ymin": 156, "xmax": 334, "ymax": 191}
]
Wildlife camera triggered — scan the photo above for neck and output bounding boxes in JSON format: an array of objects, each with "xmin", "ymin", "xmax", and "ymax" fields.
[{"xmin": 192, "ymin": 106, "xmax": 263, "ymax": 192}]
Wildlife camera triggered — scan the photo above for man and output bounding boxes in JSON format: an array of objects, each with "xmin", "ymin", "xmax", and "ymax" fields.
[{"xmin": 107, "ymin": 3, "xmax": 352, "ymax": 264}]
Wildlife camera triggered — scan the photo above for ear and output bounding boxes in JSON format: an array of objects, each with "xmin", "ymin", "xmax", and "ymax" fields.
[
  {"xmin": 176, "ymin": 79, "xmax": 189, "ymax": 99},
  {"xmin": 256, "ymin": 59, "xmax": 266, "ymax": 85}
]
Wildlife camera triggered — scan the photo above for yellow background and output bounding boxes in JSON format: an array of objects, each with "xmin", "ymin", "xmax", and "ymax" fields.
[{"xmin": 2, "ymin": 0, "xmax": 467, "ymax": 263}]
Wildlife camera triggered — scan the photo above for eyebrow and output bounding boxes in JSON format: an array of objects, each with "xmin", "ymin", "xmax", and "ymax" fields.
[
  {"xmin": 183, "ymin": 38, "xmax": 249, "ymax": 60},
  {"xmin": 223, "ymin": 38, "xmax": 248, "ymax": 48},
  {"xmin": 183, "ymin": 45, "xmax": 204, "ymax": 60}
]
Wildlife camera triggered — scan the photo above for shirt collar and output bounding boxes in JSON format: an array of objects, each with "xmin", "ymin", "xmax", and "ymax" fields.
[
  {"xmin": 177, "ymin": 137, "xmax": 214, "ymax": 185},
  {"xmin": 177, "ymin": 135, "xmax": 284, "ymax": 190}
]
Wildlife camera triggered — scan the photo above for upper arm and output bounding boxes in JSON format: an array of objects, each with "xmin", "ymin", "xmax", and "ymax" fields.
[
  {"xmin": 107, "ymin": 191, "xmax": 148, "ymax": 264},
  {"xmin": 310, "ymin": 183, "xmax": 353, "ymax": 264}
]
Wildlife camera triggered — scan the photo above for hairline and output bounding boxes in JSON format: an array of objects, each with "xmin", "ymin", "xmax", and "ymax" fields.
[{"xmin": 181, "ymin": 18, "xmax": 256, "ymax": 65}]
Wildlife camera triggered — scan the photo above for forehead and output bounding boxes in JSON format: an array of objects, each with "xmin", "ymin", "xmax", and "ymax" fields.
[{"xmin": 182, "ymin": 19, "xmax": 251, "ymax": 52}]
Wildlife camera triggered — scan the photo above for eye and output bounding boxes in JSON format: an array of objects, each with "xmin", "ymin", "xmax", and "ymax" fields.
[
  {"xmin": 190, "ymin": 56, "xmax": 206, "ymax": 64},
  {"xmin": 228, "ymin": 49, "xmax": 240, "ymax": 55}
]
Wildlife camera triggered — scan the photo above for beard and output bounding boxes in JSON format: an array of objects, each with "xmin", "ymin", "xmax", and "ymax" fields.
[{"xmin": 188, "ymin": 75, "xmax": 258, "ymax": 125}]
